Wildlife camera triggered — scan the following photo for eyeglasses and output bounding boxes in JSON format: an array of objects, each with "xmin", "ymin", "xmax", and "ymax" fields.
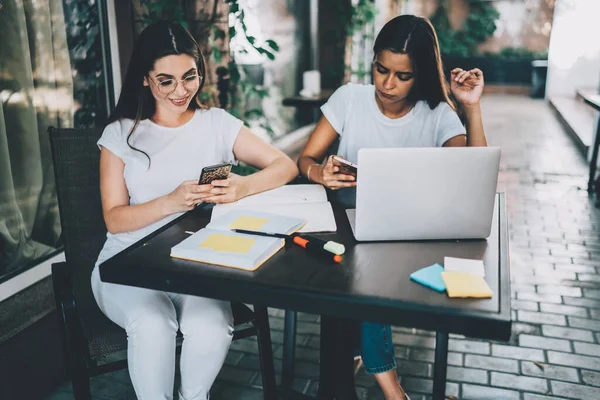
[{"xmin": 148, "ymin": 74, "xmax": 201, "ymax": 94}]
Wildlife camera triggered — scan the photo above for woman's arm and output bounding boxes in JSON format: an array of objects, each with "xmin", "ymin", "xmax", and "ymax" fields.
[
  {"xmin": 100, "ymin": 148, "xmax": 211, "ymax": 234},
  {"xmin": 297, "ymin": 116, "xmax": 356, "ymax": 189},
  {"xmin": 446, "ymin": 67, "xmax": 487, "ymax": 147},
  {"xmin": 463, "ymin": 103, "xmax": 486, "ymax": 147},
  {"xmin": 203, "ymin": 126, "xmax": 298, "ymax": 203}
]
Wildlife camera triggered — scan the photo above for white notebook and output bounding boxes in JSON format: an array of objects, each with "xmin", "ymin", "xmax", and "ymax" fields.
[
  {"xmin": 210, "ymin": 185, "xmax": 337, "ymax": 232},
  {"xmin": 171, "ymin": 210, "xmax": 306, "ymax": 271}
]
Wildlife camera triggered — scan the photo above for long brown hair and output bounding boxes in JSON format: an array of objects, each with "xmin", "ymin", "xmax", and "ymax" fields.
[
  {"xmin": 373, "ymin": 15, "xmax": 455, "ymax": 111},
  {"xmin": 106, "ymin": 21, "xmax": 207, "ymax": 164}
]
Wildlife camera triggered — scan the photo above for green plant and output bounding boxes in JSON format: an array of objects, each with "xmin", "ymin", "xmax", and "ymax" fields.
[
  {"xmin": 430, "ymin": 0, "xmax": 500, "ymax": 57},
  {"xmin": 346, "ymin": 0, "xmax": 378, "ymax": 80},
  {"xmin": 225, "ymin": 0, "xmax": 279, "ymax": 137}
]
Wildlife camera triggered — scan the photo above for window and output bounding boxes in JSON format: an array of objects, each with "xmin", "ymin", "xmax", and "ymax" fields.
[{"xmin": 0, "ymin": 0, "xmax": 113, "ymax": 283}]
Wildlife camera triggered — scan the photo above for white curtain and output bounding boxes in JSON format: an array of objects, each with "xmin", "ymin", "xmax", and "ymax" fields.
[{"xmin": 0, "ymin": 0, "xmax": 74, "ymax": 278}]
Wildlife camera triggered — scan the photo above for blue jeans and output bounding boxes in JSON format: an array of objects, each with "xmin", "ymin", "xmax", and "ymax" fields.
[{"xmin": 358, "ymin": 322, "xmax": 396, "ymax": 374}]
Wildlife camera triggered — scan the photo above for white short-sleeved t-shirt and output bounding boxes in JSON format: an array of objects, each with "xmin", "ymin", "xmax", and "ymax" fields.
[
  {"xmin": 320, "ymin": 83, "xmax": 465, "ymax": 207},
  {"xmin": 95, "ymin": 107, "xmax": 243, "ymax": 265}
]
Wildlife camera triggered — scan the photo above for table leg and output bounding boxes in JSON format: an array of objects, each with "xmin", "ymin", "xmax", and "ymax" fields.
[
  {"xmin": 317, "ymin": 316, "xmax": 359, "ymax": 400},
  {"xmin": 282, "ymin": 310, "xmax": 297, "ymax": 392},
  {"xmin": 587, "ymin": 119, "xmax": 600, "ymax": 194},
  {"xmin": 433, "ymin": 331, "xmax": 449, "ymax": 400}
]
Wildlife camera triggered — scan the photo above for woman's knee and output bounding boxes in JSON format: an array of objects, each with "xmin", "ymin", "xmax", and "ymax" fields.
[
  {"xmin": 179, "ymin": 304, "xmax": 233, "ymax": 349},
  {"xmin": 125, "ymin": 306, "xmax": 179, "ymax": 338}
]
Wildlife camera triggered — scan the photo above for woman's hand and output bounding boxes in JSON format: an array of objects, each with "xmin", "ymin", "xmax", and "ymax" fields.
[
  {"xmin": 450, "ymin": 68, "xmax": 484, "ymax": 107},
  {"xmin": 203, "ymin": 173, "xmax": 250, "ymax": 204},
  {"xmin": 315, "ymin": 155, "xmax": 356, "ymax": 190},
  {"xmin": 164, "ymin": 180, "xmax": 213, "ymax": 213}
]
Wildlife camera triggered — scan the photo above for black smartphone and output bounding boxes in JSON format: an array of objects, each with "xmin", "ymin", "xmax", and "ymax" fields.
[
  {"xmin": 198, "ymin": 162, "xmax": 232, "ymax": 185},
  {"xmin": 332, "ymin": 156, "xmax": 358, "ymax": 177}
]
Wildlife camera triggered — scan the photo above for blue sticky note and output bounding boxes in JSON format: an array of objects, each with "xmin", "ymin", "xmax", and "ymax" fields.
[{"xmin": 410, "ymin": 264, "xmax": 446, "ymax": 292}]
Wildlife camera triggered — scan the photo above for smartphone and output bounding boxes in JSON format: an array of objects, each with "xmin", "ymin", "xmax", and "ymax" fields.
[
  {"xmin": 198, "ymin": 162, "xmax": 232, "ymax": 185},
  {"xmin": 332, "ymin": 156, "xmax": 358, "ymax": 177}
]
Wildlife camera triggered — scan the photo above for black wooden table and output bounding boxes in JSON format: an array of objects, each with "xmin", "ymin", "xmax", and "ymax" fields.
[
  {"xmin": 581, "ymin": 93, "xmax": 600, "ymax": 194},
  {"xmin": 100, "ymin": 194, "xmax": 511, "ymax": 399}
]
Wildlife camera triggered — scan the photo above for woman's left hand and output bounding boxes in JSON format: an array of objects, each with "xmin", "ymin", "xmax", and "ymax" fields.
[
  {"xmin": 450, "ymin": 68, "xmax": 484, "ymax": 107},
  {"xmin": 203, "ymin": 173, "xmax": 250, "ymax": 204}
]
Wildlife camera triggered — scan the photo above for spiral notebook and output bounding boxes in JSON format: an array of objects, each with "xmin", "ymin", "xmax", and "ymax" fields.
[{"xmin": 170, "ymin": 210, "xmax": 306, "ymax": 271}]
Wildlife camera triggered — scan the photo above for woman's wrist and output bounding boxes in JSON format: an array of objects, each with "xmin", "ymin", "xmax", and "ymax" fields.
[
  {"xmin": 307, "ymin": 163, "xmax": 321, "ymax": 183},
  {"xmin": 157, "ymin": 195, "xmax": 174, "ymax": 216},
  {"xmin": 461, "ymin": 102, "xmax": 481, "ymax": 115},
  {"xmin": 237, "ymin": 175, "xmax": 252, "ymax": 199}
]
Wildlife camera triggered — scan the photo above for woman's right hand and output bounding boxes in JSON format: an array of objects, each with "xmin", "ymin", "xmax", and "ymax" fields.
[
  {"xmin": 315, "ymin": 155, "xmax": 356, "ymax": 190},
  {"xmin": 163, "ymin": 180, "xmax": 213, "ymax": 213}
]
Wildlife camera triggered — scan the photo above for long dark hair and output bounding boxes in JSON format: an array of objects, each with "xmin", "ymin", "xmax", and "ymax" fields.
[
  {"xmin": 106, "ymin": 21, "xmax": 207, "ymax": 163},
  {"xmin": 373, "ymin": 15, "xmax": 454, "ymax": 110}
]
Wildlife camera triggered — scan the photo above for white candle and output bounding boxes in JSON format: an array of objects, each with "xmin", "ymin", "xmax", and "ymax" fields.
[{"xmin": 301, "ymin": 70, "xmax": 321, "ymax": 97}]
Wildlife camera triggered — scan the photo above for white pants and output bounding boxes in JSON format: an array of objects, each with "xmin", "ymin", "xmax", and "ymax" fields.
[{"xmin": 91, "ymin": 267, "xmax": 233, "ymax": 400}]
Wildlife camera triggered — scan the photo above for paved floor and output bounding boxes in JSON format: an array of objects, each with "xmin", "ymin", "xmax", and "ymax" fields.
[{"xmin": 45, "ymin": 94, "xmax": 600, "ymax": 400}]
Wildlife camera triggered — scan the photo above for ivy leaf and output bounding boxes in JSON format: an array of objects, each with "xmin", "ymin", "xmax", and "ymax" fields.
[
  {"xmin": 256, "ymin": 48, "xmax": 275, "ymax": 60},
  {"xmin": 228, "ymin": 63, "xmax": 241, "ymax": 82},
  {"xmin": 265, "ymin": 39, "xmax": 279, "ymax": 52},
  {"xmin": 212, "ymin": 48, "xmax": 222, "ymax": 63},
  {"xmin": 244, "ymin": 108, "xmax": 263, "ymax": 120},
  {"xmin": 247, "ymin": 36, "xmax": 256, "ymax": 45},
  {"xmin": 213, "ymin": 27, "xmax": 226, "ymax": 41},
  {"xmin": 255, "ymin": 88, "xmax": 268, "ymax": 98}
]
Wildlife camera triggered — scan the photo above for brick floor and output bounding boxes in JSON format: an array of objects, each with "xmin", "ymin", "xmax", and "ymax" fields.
[{"xmin": 45, "ymin": 94, "xmax": 600, "ymax": 399}]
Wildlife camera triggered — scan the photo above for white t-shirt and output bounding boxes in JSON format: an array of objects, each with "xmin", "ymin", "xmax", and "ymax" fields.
[
  {"xmin": 95, "ymin": 107, "xmax": 243, "ymax": 265},
  {"xmin": 320, "ymin": 83, "xmax": 465, "ymax": 207}
]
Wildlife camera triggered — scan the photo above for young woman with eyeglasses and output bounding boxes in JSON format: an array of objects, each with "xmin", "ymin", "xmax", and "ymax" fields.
[{"xmin": 92, "ymin": 21, "xmax": 298, "ymax": 400}]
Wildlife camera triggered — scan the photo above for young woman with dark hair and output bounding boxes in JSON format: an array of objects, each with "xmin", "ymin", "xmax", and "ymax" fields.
[
  {"xmin": 92, "ymin": 21, "xmax": 298, "ymax": 400},
  {"xmin": 297, "ymin": 15, "xmax": 487, "ymax": 400}
]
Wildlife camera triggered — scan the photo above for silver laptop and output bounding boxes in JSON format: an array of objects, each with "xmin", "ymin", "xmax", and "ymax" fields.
[{"xmin": 346, "ymin": 147, "xmax": 500, "ymax": 241}]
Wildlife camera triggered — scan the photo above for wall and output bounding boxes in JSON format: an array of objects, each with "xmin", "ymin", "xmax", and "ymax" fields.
[{"xmin": 545, "ymin": 0, "xmax": 600, "ymax": 98}]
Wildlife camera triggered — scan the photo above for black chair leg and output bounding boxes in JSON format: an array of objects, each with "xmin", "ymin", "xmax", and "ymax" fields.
[
  {"xmin": 71, "ymin": 369, "xmax": 92, "ymax": 400},
  {"xmin": 253, "ymin": 305, "xmax": 278, "ymax": 400},
  {"xmin": 281, "ymin": 310, "xmax": 297, "ymax": 393}
]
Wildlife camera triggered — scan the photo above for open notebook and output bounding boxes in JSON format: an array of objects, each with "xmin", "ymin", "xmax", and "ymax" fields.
[
  {"xmin": 171, "ymin": 210, "xmax": 306, "ymax": 271},
  {"xmin": 210, "ymin": 184, "xmax": 337, "ymax": 233}
]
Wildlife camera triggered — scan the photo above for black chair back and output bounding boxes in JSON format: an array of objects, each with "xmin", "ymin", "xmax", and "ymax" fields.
[{"xmin": 48, "ymin": 126, "xmax": 126, "ymax": 360}]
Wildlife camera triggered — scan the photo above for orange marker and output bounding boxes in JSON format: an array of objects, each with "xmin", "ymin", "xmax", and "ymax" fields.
[{"xmin": 293, "ymin": 236, "xmax": 342, "ymax": 263}]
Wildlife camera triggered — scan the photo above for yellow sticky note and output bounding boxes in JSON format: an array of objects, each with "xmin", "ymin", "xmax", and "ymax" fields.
[
  {"xmin": 441, "ymin": 271, "xmax": 493, "ymax": 298},
  {"xmin": 229, "ymin": 216, "xmax": 269, "ymax": 231},
  {"xmin": 199, "ymin": 234, "xmax": 256, "ymax": 254}
]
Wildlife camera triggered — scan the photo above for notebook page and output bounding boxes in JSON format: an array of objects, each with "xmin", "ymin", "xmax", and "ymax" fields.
[
  {"xmin": 207, "ymin": 209, "xmax": 307, "ymax": 235},
  {"xmin": 225, "ymin": 184, "xmax": 327, "ymax": 206},
  {"xmin": 211, "ymin": 202, "xmax": 337, "ymax": 233}
]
